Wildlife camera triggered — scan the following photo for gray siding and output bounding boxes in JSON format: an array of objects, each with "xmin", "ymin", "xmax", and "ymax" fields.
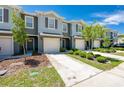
[
  {"xmin": 38, "ymin": 15, "xmax": 63, "ymax": 35},
  {"xmin": 0, "ymin": 5, "xmax": 13, "ymax": 31},
  {"xmin": 21, "ymin": 13, "xmax": 38, "ymax": 35}
]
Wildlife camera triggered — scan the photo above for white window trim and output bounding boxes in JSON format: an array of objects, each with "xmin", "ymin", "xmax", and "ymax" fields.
[
  {"xmin": 25, "ymin": 16, "xmax": 34, "ymax": 29},
  {"xmin": 76, "ymin": 24, "xmax": 82, "ymax": 33},
  {"xmin": 48, "ymin": 17, "xmax": 55, "ymax": 30},
  {"xmin": 0, "ymin": 7, "xmax": 4, "ymax": 23},
  {"xmin": 62, "ymin": 23, "xmax": 68, "ymax": 32}
]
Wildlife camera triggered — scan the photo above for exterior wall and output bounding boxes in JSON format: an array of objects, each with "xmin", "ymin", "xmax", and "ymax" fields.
[
  {"xmin": 0, "ymin": 5, "xmax": 14, "ymax": 31},
  {"xmin": 38, "ymin": 14, "xmax": 63, "ymax": 35},
  {"xmin": 14, "ymin": 36, "xmax": 38, "ymax": 54},
  {"xmin": 71, "ymin": 23, "xmax": 82, "ymax": 36},
  {"xmin": 21, "ymin": 13, "xmax": 38, "ymax": 35},
  {"xmin": 118, "ymin": 37, "xmax": 124, "ymax": 44}
]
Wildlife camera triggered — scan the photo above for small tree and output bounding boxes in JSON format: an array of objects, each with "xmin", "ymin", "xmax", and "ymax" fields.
[
  {"xmin": 12, "ymin": 11, "xmax": 28, "ymax": 55},
  {"xmin": 82, "ymin": 24, "xmax": 92, "ymax": 50},
  {"xmin": 102, "ymin": 37, "xmax": 111, "ymax": 48}
]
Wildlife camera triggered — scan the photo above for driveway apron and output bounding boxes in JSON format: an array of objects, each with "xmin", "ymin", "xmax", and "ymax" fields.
[{"xmin": 47, "ymin": 54, "xmax": 102, "ymax": 87}]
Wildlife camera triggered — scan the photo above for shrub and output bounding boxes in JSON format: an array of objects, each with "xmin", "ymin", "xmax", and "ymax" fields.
[
  {"xmin": 96, "ymin": 56, "xmax": 107, "ymax": 63},
  {"xmin": 94, "ymin": 54, "xmax": 101, "ymax": 58},
  {"xmin": 86, "ymin": 53, "xmax": 94, "ymax": 60},
  {"xmin": 68, "ymin": 50, "xmax": 73, "ymax": 54},
  {"xmin": 74, "ymin": 50, "xmax": 81, "ymax": 55},
  {"xmin": 60, "ymin": 48, "xmax": 66, "ymax": 52},
  {"xmin": 79, "ymin": 51, "xmax": 86, "ymax": 58},
  {"xmin": 93, "ymin": 48, "xmax": 116, "ymax": 53},
  {"xmin": 115, "ymin": 47, "xmax": 124, "ymax": 51},
  {"xmin": 88, "ymin": 52, "xmax": 94, "ymax": 56},
  {"xmin": 72, "ymin": 48, "xmax": 78, "ymax": 52}
]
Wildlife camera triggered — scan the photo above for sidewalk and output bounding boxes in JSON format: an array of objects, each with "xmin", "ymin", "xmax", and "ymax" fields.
[
  {"xmin": 89, "ymin": 51, "xmax": 124, "ymax": 61},
  {"xmin": 73, "ymin": 62, "xmax": 124, "ymax": 87}
]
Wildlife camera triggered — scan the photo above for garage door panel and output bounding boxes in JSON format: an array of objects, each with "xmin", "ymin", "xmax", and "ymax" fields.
[
  {"xmin": 75, "ymin": 39, "xmax": 85, "ymax": 50},
  {"xmin": 43, "ymin": 38, "xmax": 60, "ymax": 53},
  {"xmin": 0, "ymin": 37, "xmax": 13, "ymax": 56}
]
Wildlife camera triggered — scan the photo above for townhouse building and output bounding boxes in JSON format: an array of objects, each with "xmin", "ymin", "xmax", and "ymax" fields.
[{"xmin": 0, "ymin": 5, "xmax": 118, "ymax": 56}]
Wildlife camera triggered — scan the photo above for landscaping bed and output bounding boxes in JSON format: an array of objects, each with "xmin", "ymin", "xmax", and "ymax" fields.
[
  {"xmin": 67, "ymin": 50, "xmax": 122, "ymax": 70},
  {"xmin": 114, "ymin": 47, "xmax": 124, "ymax": 51},
  {"xmin": 93, "ymin": 48, "xmax": 116, "ymax": 53},
  {"xmin": 0, "ymin": 55, "xmax": 65, "ymax": 87}
]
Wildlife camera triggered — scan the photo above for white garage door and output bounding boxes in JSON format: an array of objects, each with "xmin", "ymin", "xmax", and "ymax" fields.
[
  {"xmin": 94, "ymin": 40, "xmax": 100, "ymax": 48},
  {"xmin": 43, "ymin": 38, "xmax": 60, "ymax": 53},
  {"xmin": 75, "ymin": 39, "xmax": 85, "ymax": 50},
  {"xmin": 0, "ymin": 36, "xmax": 13, "ymax": 56}
]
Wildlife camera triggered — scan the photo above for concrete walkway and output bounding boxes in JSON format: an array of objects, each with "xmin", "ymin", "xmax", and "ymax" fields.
[
  {"xmin": 90, "ymin": 51, "xmax": 124, "ymax": 61},
  {"xmin": 73, "ymin": 62, "xmax": 124, "ymax": 87},
  {"xmin": 47, "ymin": 54, "xmax": 102, "ymax": 87}
]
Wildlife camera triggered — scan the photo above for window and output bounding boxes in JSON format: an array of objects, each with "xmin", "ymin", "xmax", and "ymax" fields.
[
  {"xmin": 25, "ymin": 16, "xmax": 34, "ymax": 29},
  {"xmin": 76, "ymin": 24, "xmax": 82, "ymax": 32},
  {"xmin": 78, "ymin": 25, "xmax": 82, "ymax": 32},
  {"xmin": 48, "ymin": 18, "xmax": 55, "ymax": 29},
  {"xmin": 0, "ymin": 8, "xmax": 3, "ymax": 22},
  {"xmin": 63, "ymin": 23, "xmax": 68, "ymax": 32}
]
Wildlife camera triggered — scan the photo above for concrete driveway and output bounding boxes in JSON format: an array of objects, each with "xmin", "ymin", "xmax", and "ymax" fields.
[{"xmin": 47, "ymin": 54, "xmax": 102, "ymax": 87}]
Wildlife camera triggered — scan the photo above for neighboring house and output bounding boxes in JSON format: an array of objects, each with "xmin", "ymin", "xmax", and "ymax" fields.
[
  {"xmin": 0, "ymin": 5, "xmax": 21, "ymax": 56},
  {"xmin": 106, "ymin": 30, "xmax": 118, "ymax": 45},
  {"xmin": 117, "ymin": 34, "xmax": 124, "ymax": 45},
  {"xmin": 0, "ymin": 5, "xmax": 119, "ymax": 56}
]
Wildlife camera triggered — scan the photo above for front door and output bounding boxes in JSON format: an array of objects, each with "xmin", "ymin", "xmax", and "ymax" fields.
[
  {"xmin": 62, "ymin": 39, "xmax": 66, "ymax": 48},
  {"xmin": 27, "ymin": 38, "xmax": 34, "ymax": 51}
]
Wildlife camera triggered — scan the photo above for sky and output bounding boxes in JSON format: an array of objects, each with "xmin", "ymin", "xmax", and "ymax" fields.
[{"xmin": 21, "ymin": 5, "xmax": 124, "ymax": 34}]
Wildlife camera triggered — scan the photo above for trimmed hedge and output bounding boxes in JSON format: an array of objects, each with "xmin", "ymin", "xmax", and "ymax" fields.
[
  {"xmin": 86, "ymin": 53, "xmax": 94, "ymax": 60},
  {"xmin": 93, "ymin": 48, "xmax": 116, "ymax": 53},
  {"xmin": 96, "ymin": 56, "xmax": 107, "ymax": 63},
  {"xmin": 94, "ymin": 54, "xmax": 101, "ymax": 58},
  {"xmin": 114, "ymin": 47, "xmax": 124, "ymax": 51},
  {"xmin": 74, "ymin": 50, "xmax": 81, "ymax": 55},
  {"xmin": 79, "ymin": 51, "xmax": 86, "ymax": 58}
]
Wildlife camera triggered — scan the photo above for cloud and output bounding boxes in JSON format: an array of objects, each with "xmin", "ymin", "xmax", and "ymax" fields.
[{"xmin": 93, "ymin": 11, "xmax": 124, "ymax": 25}]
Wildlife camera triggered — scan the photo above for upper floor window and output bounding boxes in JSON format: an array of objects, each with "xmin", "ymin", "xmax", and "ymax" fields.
[
  {"xmin": 25, "ymin": 16, "xmax": 34, "ymax": 29},
  {"xmin": 0, "ymin": 8, "xmax": 9, "ymax": 23},
  {"xmin": 76, "ymin": 24, "xmax": 82, "ymax": 32},
  {"xmin": 62, "ymin": 23, "xmax": 68, "ymax": 32},
  {"xmin": 0, "ymin": 8, "xmax": 3, "ymax": 22},
  {"xmin": 45, "ymin": 17, "xmax": 58, "ymax": 29},
  {"xmin": 48, "ymin": 18, "xmax": 55, "ymax": 29}
]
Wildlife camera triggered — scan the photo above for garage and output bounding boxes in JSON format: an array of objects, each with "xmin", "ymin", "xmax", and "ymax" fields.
[
  {"xmin": 0, "ymin": 36, "xmax": 13, "ymax": 56},
  {"xmin": 43, "ymin": 37, "xmax": 60, "ymax": 53},
  {"xmin": 75, "ymin": 39, "xmax": 85, "ymax": 50},
  {"xmin": 94, "ymin": 40, "xmax": 100, "ymax": 48}
]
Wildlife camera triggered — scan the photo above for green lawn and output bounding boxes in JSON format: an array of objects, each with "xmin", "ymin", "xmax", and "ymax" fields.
[
  {"xmin": 0, "ymin": 67, "xmax": 65, "ymax": 87},
  {"xmin": 113, "ymin": 52, "xmax": 124, "ymax": 56},
  {"xmin": 67, "ymin": 54, "xmax": 122, "ymax": 70}
]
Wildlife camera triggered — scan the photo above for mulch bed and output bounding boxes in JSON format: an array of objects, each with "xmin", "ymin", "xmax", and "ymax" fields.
[{"xmin": 0, "ymin": 54, "xmax": 50, "ymax": 75}]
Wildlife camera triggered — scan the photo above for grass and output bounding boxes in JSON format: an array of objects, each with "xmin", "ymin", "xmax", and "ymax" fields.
[
  {"xmin": 0, "ymin": 67, "xmax": 65, "ymax": 87},
  {"xmin": 67, "ymin": 54, "xmax": 122, "ymax": 70},
  {"xmin": 113, "ymin": 52, "xmax": 124, "ymax": 56}
]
